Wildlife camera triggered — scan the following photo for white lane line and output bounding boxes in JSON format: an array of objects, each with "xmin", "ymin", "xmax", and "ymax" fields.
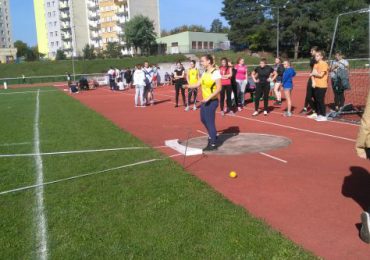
[
  {"xmin": 0, "ymin": 142, "xmax": 32, "ymax": 147},
  {"xmin": 33, "ymin": 90, "xmax": 48, "ymax": 260},
  {"xmin": 0, "ymin": 158, "xmax": 162, "ymax": 196},
  {"xmin": 259, "ymin": 152, "xmax": 288, "ymax": 163},
  {"xmin": 197, "ymin": 130, "xmax": 208, "ymax": 136},
  {"xmin": 226, "ymin": 113, "xmax": 356, "ymax": 142},
  {"xmin": 0, "ymin": 146, "xmax": 167, "ymax": 158},
  {"xmin": 0, "ymin": 90, "xmax": 58, "ymax": 95}
]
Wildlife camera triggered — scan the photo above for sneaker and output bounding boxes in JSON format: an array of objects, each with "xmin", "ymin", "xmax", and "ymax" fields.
[
  {"xmin": 360, "ymin": 211, "xmax": 370, "ymax": 244},
  {"xmin": 252, "ymin": 111, "xmax": 259, "ymax": 116},
  {"xmin": 193, "ymin": 105, "xmax": 197, "ymax": 111},
  {"xmin": 315, "ymin": 115, "xmax": 328, "ymax": 122},
  {"xmin": 273, "ymin": 101, "xmax": 282, "ymax": 106},
  {"xmin": 238, "ymin": 107, "xmax": 242, "ymax": 112},
  {"xmin": 221, "ymin": 111, "xmax": 225, "ymax": 116},
  {"xmin": 299, "ymin": 108, "xmax": 308, "ymax": 114},
  {"xmin": 284, "ymin": 112, "xmax": 292, "ymax": 117},
  {"xmin": 229, "ymin": 110, "xmax": 234, "ymax": 116},
  {"xmin": 307, "ymin": 113, "xmax": 318, "ymax": 119},
  {"xmin": 203, "ymin": 144, "xmax": 217, "ymax": 152},
  {"xmin": 174, "ymin": 104, "xmax": 179, "ymax": 108},
  {"xmin": 264, "ymin": 111, "xmax": 268, "ymax": 116},
  {"xmin": 185, "ymin": 106, "xmax": 190, "ymax": 112}
]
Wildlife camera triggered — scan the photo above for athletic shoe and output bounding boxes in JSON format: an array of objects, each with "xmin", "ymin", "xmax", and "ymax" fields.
[
  {"xmin": 252, "ymin": 111, "xmax": 259, "ymax": 117},
  {"xmin": 221, "ymin": 111, "xmax": 225, "ymax": 116},
  {"xmin": 264, "ymin": 111, "xmax": 268, "ymax": 116},
  {"xmin": 360, "ymin": 211, "xmax": 370, "ymax": 243},
  {"xmin": 193, "ymin": 105, "xmax": 197, "ymax": 111},
  {"xmin": 307, "ymin": 113, "xmax": 318, "ymax": 119},
  {"xmin": 238, "ymin": 107, "xmax": 242, "ymax": 112},
  {"xmin": 229, "ymin": 110, "xmax": 235, "ymax": 116},
  {"xmin": 185, "ymin": 106, "xmax": 190, "ymax": 112},
  {"xmin": 299, "ymin": 108, "xmax": 308, "ymax": 114},
  {"xmin": 174, "ymin": 104, "xmax": 179, "ymax": 108},
  {"xmin": 274, "ymin": 101, "xmax": 282, "ymax": 106},
  {"xmin": 203, "ymin": 144, "xmax": 217, "ymax": 152},
  {"xmin": 284, "ymin": 112, "xmax": 292, "ymax": 117},
  {"xmin": 315, "ymin": 115, "xmax": 328, "ymax": 122}
]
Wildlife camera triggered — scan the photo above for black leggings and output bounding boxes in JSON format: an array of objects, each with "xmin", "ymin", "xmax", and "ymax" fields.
[
  {"xmin": 334, "ymin": 91, "xmax": 345, "ymax": 109},
  {"xmin": 231, "ymin": 82, "xmax": 238, "ymax": 107},
  {"xmin": 314, "ymin": 88, "xmax": 327, "ymax": 116},
  {"xmin": 220, "ymin": 85, "xmax": 232, "ymax": 111},
  {"xmin": 255, "ymin": 82, "xmax": 270, "ymax": 111},
  {"xmin": 188, "ymin": 89, "xmax": 198, "ymax": 105},
  {"xmin": 305, "ymin": 78, "xmax": 316, "ymax": 111},
  {"xmin": 175, "ymin": 83, "xmax": 186, "ymax": 106}
]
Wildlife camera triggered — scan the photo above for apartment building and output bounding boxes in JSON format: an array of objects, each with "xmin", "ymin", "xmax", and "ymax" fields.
[
  {"xmin": 0, "ymin": 0, "xmax": 16, "ymax": 63},
  {"xmin": 34, "ymin": 0, "xmax": 160, "ymax": 59}
]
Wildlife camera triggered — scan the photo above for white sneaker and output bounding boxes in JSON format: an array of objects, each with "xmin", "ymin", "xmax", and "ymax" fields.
[
  {"xmin": 284, "ymin": 112, "xmax": 292, "ymax": 117},
  {"xmin": 185, "ymin": 106, "xmax": 190, "ymax": 112},
  {"xmin": 252, "ymin": 111, "xmax": 259, "ymax": 116},
  {"xmin": 193, "ymin": 105, "xmax": 197, "ymax": 111},
  {"xmin": 307, "ymin": 113, "xmax": 318, "ymax": 119},
  {"xmin": 264, "ymin": 111, "xmax": 268, "ymax": 116},
  {"xmin": 221, "ymin": 111, "xmax": 225, "ymax": 116},
  {"xmin": 315, "ymin": 115, "xmax": 328, "ymax": 122},
  {"xmin": 238, "ymin": 107, "xmax": 242, "ymax": 112},
  {"xmin": 361, "ymin": 211, "xmax": 370, "ymax": 243}
]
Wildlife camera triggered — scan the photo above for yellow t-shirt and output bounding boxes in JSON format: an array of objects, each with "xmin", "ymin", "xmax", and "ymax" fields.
[
  {"xmin": 201, "ymin": 69, "xmax": 221, "ymax": 100},
  {"xmin": 313, "ymin": 61, "xmax": 329, "ymax": 88},
  {"xmin": 188, "ymin": 68, "xmax": 199, "ymax": 85}
]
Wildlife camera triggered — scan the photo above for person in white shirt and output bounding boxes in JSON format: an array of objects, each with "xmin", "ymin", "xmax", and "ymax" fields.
[
  {"xmin": 107, "ymin": 67, "xmax": 115, "ymax": 90},
  {"xmin": 117, "ymin": 78, "xmax": 125, "ymax": 91},
  {"xmin": 133, "ymin": 64, "xmax": 146, "ymax": 107},
  {"xmin": 143, "ymin": 61, "xmax": 154, "ymax": 105}
]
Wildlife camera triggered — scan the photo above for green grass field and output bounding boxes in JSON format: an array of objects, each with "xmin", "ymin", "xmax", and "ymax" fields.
[{"xmin": 0, "ymin": 87, "xmax": 316, "ymax": 259}]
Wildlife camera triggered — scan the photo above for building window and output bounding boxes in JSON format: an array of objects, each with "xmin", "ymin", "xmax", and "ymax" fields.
[
  {"xmin": 47, "ymin": 2, "xmax": 50, "ymax": 7},
  {"xmin": 171, "ymin": 42, "xmax": 178, "ymax": 47},
  {"xmin": 209, "ymin": 42, "xmax": 214, "ymax": 49},
  {"xmin": 48, "ymin": 12, "xmax": 51, "ymax": 17},
  {"xmin": 54, "ymin": 21, "xmax": 57, "ymax": 26},
  {"xmin": 192, "ymin": 41, "xmax": 196, "ymax": 49},
  {"xmin": 56, "ymin": 41, "xmax": 59, "ymax": 46},
  {"xmin": 50, "ymin": 32, "xmax": 53, "ymax": 37},
  {"xmin": 203, "ymin": 41, "xmax": 208, "ymax": 49},
  {"xmin": 51, "ymin": 42, "xmax": 54, "ymax": 47},
  {"xmin": 197, "ymin": 41, "xmax": 202, "ymax": 49},
  {"xmin": 55, "ymin": 31, "xmax": 58, "ymax": 36}
]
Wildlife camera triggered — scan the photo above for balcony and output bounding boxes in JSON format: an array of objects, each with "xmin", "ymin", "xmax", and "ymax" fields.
[
  {"xmin": 87, "ymin": 2, "xmax": 98, "ymax": 11},
  {"xmin": 114, "ymin": 0, "xmax": 127, "ymax": 6},
  {"xmin": 88, "ymin": 12, "xmax": 99, "ymax": 21},
  {"xmin": 62, "ymin": 34, "xmax": 72, "ymax": 41},
  {"xmin": 60, "ymin": 13, "xmax": 70, "ymax": 21},
  {"xmin": 89, "ymin": 21, "xmax": 100, "ymax": 31},
  {"xmin": 60, "ymin": 23, "xmax": 71, "ymax": 31},
  {"xmin": 116, "ymin": 8, "xmax": 128, "ymax": 17},
  {"xmin": 90, "ymin": 32, "xmax": 101, "ymax": 41},
  {"xmin": 59, "ymin": 1, "xmax": 69, "ymax": 11}
]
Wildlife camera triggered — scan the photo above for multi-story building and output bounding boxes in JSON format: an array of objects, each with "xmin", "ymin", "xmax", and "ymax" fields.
[
  {"xmin": 0, "ymin": 0, "xmax": 16, "ymax": 63},
  {"xmin": 34, "ymin": 0, "xmax": 160, "ymax": 59}
]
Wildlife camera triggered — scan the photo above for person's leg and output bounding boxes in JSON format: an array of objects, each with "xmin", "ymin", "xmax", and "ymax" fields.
[
  {"xmin": 339, "ymin": 91, "xmax": 345, "ymax": 108},
  {"xmin": 180, "ymin": 84, "xmax": 186, "ymax": 106},
  {"xmin": 254, "ymin": 84, "xmax": 263, "ymax": 112},
  {"xmin": 135, "ymin": 86, "xmax": 139, "ymax": 106},
  {"xmin": 274, "ymin": 82, "xmax": 282, "ymax": 102},
  {"xmin": 240, "ymin": 80, "xmax": 248, "ymax": 107},
  {"xmin": 236, "ymin": 80, "xmax": 243, "ymax": 108},
  {"xmin": 232, "ymin": 83, "xmax": 238, "ymax": 107},
  {"xmin": 226, "ymin": 86, "xmax": 232, "ymax": 111},
  {"xmin": 187, "ymin": 89, "xmax": 192, "ymax": 107},
  {"xmin": 204, "ymin": 100, "xmax": 218, "ymax": 145},
  {"xmin": 175, "ymin": 84, "xmax": 180, "ymax": 106},
  {"xmin": 284, "ymin": 89, "xmax": 292, "ymax": 114},
  {"xmin": 262, "ymin": 82, "xmax": 270, "ymax": 112},
  {"xmin": 200, "ymin": 104, "xmax": 209, "ymax": 134},
  {"xmin": 220, "ymin": 86, "xmax": 226, "ymax": 112},
  {"xmin": 315, "ymin": 88, "xmax": 326, "ymax": 117}
]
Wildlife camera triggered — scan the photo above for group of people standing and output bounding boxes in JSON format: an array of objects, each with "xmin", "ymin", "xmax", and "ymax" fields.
[{"xmin": 132, "ymin": 62, "xmax": 159, "ymax": 107}]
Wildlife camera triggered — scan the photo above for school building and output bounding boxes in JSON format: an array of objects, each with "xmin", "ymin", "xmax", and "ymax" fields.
[{"xmin": 156, "ymin": 31, "xmax": 230, "ymax": 54}]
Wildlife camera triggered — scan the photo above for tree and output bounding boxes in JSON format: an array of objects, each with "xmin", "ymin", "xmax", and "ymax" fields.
[
  {"xmin": 56, "ymin": 49, "xmax": 67, "ymax": 60},
  {"xmin": 14, "ymin": 40, "xmax": 29, "ymax": 58},
  {"xmin": 210, "ymin": 19, "xmax": 223, "ymax": 33},
  {"xmin": 82, "ymin": 44, "xmax": 96, "ymax": 60},
  {"xmin": 104, "ymin": 42, "xmax": 121, "ymax": 58},
  {"xmin": 124, "ymin": 15, "xmax": 157, "ymax": 55}
]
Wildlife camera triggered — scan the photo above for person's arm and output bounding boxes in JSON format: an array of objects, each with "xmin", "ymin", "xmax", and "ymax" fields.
[
  {"xmin": 186, "ymin": 70, "xmax": 190, "ymax": 83},
  {"xmin": 202, "ymin": 78, "xmax": 222, "ymax": 103},
  {"xmin": 356, "ymin": 90, "xmax": 370, "ymax": 159},
  {"xmin": 270, "ymin": 71, "xmax": 277, "ymax": 81},
  {"xmin": 311, "ymin": 63, "xmax": 328, "ymax": 78},
  {"xmin": 185, "ymin": 79, "xmax": 201, "ymax": 89},
  {"xmin": 252, "ymin": 70, "xmax": 259, "ymax": 83}
]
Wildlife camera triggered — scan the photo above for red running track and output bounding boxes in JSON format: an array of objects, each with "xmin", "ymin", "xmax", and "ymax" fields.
[{"xmin": 68, "ymin": 77, "xmax": 370, "ymax": 259}]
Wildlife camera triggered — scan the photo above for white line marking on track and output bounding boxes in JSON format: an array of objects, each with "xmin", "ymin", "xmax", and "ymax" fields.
[
  {"xmin": 259, "ymin": 152, "xmax": 288, "ymax": 163},
  {"xmin": 0, "ymin": 158, "xmax": 163, "ymax": 196},
  {"xmin": 0, "ymin": 146, "xmax": 167, "ymax": 158},
  {"xmin": 33, "ymin": 90, "xmax": 48, "ymax": 260},
  {"xmin": 197, "ymin": 130, "xmax": 207, "ymax": 136},
  {"xmin": 225, "ymin": 113, "xmax": 356, "ymax": 142}
]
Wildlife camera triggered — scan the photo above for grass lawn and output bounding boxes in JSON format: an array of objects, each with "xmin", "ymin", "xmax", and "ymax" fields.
[
  {"xmin": 0, "ymin": 87, "xmax": 316, "ymax": 259},
  {"xmin": 0, "ymin": 54, "xmax": 186, "ymax": 80}
]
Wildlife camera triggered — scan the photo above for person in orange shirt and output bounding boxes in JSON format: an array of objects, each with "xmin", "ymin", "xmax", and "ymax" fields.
[{"xmin": 310, "ymin": 51, "xmax": 329, "ymax": 122}]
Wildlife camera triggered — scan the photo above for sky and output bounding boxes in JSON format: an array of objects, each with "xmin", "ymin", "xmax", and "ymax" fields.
[{"xmin": 9, "ymin": 0, "xmax": 227, "ymax": 46}]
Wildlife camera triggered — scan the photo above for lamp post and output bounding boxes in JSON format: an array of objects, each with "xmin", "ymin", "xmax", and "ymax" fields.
[
  {"xmin": 329, "ymin": 7, "xmax": 370, "ymax": 60},
  {"xmin": 260, "ymin": 1, "xmax": 290, "ymax": 58}
]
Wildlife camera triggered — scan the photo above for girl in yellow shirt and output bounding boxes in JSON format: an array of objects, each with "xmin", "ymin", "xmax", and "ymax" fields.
[
  {"xmin": 185, "ymin": 60, "xmax": 199, "ymax": 111},
  {"xmin": 185, "ymin": 55, "xmax": 222, "ymax": 151}
]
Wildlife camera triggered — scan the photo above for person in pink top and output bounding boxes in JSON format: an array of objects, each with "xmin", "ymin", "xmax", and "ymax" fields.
[
  {"xmin": 235, "ymin": 57, "xmax": 248, "ymax": 111},
  {"xmin": 219, "ymin": 57, "xmax": 233, "ymax": 116}
]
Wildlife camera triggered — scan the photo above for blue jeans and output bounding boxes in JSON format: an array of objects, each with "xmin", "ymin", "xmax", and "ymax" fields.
[{"xmin": 200, "ymin": 99, "xmax": 218, "ymax": 145}]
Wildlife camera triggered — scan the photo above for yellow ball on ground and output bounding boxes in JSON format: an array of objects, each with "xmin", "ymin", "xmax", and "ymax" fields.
[{"xmin": 229, "ymin": 171, "xmax": 237, "ymax": 178}]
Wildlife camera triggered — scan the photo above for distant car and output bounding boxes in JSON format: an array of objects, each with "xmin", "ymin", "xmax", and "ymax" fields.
[{"xmin": 213, "ymin": 48, "xmax": 224, "ymax": 52}]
